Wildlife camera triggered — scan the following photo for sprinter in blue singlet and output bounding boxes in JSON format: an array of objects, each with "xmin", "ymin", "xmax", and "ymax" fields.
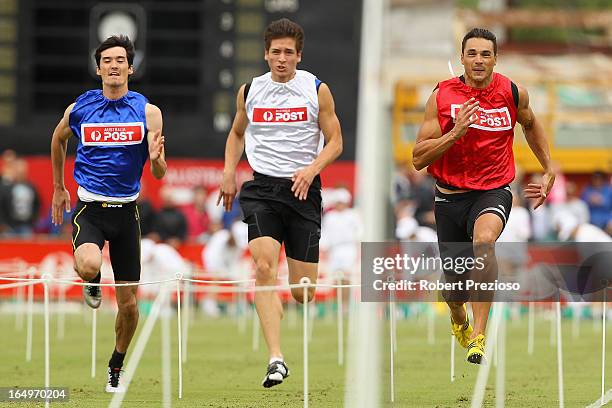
[{"xmin": 50, "ymin": 35, "xmax": 167, "ymax": 393}]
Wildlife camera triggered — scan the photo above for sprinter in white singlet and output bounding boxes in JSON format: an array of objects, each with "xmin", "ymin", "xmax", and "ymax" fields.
[{"xmin": 218, "ymin": 18, "xmax": 343, "ymax": 388}]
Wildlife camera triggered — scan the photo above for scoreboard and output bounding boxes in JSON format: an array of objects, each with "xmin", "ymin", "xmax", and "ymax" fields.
[
  {"xmin": 0, "ymin": 0, "xmax": 17, "ymax": 126},
  {"xmin": 5, "ymin": 0, "xmax": 361, "ymax": 158}
]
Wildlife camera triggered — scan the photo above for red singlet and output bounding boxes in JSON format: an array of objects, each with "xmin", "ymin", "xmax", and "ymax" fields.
[{"xmin": 428, "ymin": 72, "xmax": 518, "ymax": 190}]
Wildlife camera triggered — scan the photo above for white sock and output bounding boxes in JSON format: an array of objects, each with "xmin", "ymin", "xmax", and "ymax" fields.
[{"xmin": 269, "ymin": 356, "xmax": 284, "ymax": 365}]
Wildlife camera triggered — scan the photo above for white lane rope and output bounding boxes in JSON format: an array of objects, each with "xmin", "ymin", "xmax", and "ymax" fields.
[
  {"xmin": 557, "ymin": 301, "xmax": 565, "ymax": 408},
  {"xmin": 528, "ymin": 302, "xmax": 534, "ymax": 355},
  {"xmin": 5, "ymin": 272, "xmax": 358, "ymax": 407},
  {"xmin": 109, "ymin": 286, "xmax": 168, "ymax": 408},
  {"xmin": 301, "ymin": 277, "xmax": 311, "ymax": 408},
  {"xmin": 600, "ymin": 290, "xmax": 608, "ymax": 407},
  {"xmin": 586, "ymin": 389, "xmax": 612, "ymax": 408},
  {"xmin": 175, "ymin": 272, "xmax": 183, "ymax": 399},
  {"xmin": 43, "ymin": 274, "xmax": 50, "ymax": 408},
  {"xmin": 471, "ymin": 303, "xmax": 504, "ymax": 408},
  {"xmin": 91, "ymin": 309, "xmax": 97, "ymax": 378}
]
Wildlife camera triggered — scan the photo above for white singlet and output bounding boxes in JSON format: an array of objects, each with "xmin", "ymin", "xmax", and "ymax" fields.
[{"xmin": 245, "ymin": 70, "xmax": 323, "ymax": 178}]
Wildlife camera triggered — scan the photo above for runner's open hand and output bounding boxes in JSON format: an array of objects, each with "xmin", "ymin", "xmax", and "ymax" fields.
[
  {"xmin": 149, "ymin": 130, "xmax": 165, "ymax": 161},
  {"xmin": 217, "ymin": 172, "xmax": 237, "ymax": 211},
  {"xmin": 51, "ymin": 188, "xmax": 71, "ymax": 226},
  {"xmin": 292, "ymin": 166, "xmax": 317, "ymax": 201},
  {"xmin": 524, "ymin": 171, "xmax": 555, "ymax": 210}
]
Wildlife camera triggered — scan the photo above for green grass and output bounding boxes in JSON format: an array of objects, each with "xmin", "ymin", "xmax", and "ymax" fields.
[
  {"xmin": 387, "ymin": 312, "xmax": 610, "ymax": 407},
  {"xmin": 1, "ymin": 304, "xmax": 610, "ymax": 407}
]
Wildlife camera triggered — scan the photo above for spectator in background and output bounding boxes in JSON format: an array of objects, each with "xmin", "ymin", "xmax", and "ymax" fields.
[
  {"xmin": 201, "ymin": 220, "xmax": 249, "ymax": 316},
  {"xmin": 221, "ymin": 197, "xmax": 241, "ymax": 230},
  {"xmin": 406, "ymin": 167, "xmax": 436, "ymax": 229},
  {"xmin": 320, "ymin": 188, "xmax": 362, "ymax": 283},
  {"xmin": 562, "ymin": 181, "xmax": 589, "ymax": 225},
  {"xmin": 152, "ymin": 186, "xmax": 188, "ymax": 246},
  {"xmin": 1, "ymin": 149, "xmax": 17, "ymax": 184},
  {"xmin": 36, "ymin": 206, "xmax": 73, "ymax": 238},
  {"xmin": 207, "ymin": 186, "xmax": 241, "ymax": 231},
  {"xmin": 497, "ymin": 192, "xmax": 531, "ymax": 279},
  {"xmin": 498, "ymin": 192, "xmax": 531, "ymax": 243},
  {"xmin": 4, "ymin": 158, "xmax": 40, "ymax": 236},
  {"xmin": 554, "ymin": 210, "xmax": 611, "ymax": 243},
  {"xmin": 203, "ymin": 220, "xmax": 248, "ymax": 277},
  {"xmin": 136, "ymin": 181, "xmax": 156, "ymax": 237},
  {"xmin": 392, "ymin": 161, "xmax": 413, "ymax": 207},
  {"xmin": 140, "ymin": 234, "xmax": 191, "ymax": 315},
  {"xmin": 395, "ymin": 202, "xmax": 438, "ymax": 242},
  {"xmin": 0, "ymin": 149, "xmax": 17, "ymax": 234},
  {"xmin": 182, "ymin": 186, "xmax": 210, "ymax": 242},
  {"xmin": 546, "ymin": 161, "xmax": 567, "ymax": 209},
  {"xmin": 206, "ymin": 187, "xmax": 224, "ymax": 226},
  {"xmin": 528, "ymin": 173, "xmax": 554, "ymax": 241},
  {"xmin": 581, "ymin": 171, "xmax": 612, "ymax": 230}
]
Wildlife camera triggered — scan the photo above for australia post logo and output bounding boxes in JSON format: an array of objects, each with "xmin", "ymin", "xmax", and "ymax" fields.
[
  {"xmin": 81, "ymin": 122, "xmax": 145, "ymax": 146},
  {"xmin": 252, "ymin": 107, "xmax": 308, "ymax": 123},
  {"xmin": 450, "ymin": 104, "xmax": 512, "ymax": 132}
]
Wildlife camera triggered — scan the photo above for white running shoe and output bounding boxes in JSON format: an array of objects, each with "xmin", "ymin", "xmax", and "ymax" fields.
[{"xmin": 83, "ymin": 284, "xmax": 101, "ymax": 309}]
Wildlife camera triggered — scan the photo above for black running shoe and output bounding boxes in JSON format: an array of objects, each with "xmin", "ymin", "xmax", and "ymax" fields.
[
  {"xmin": 105, "ymin": 366, "xmax": 125, "ymax": 393},
  {"xmin": 262, "ymin": 360, "xmax": 290, "ymax": 388}
]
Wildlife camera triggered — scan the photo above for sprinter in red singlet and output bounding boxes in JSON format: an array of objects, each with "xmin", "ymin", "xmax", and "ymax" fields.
[{"xmin": 413, "ymin": 28, "xmax": 554, "ymax": 364}]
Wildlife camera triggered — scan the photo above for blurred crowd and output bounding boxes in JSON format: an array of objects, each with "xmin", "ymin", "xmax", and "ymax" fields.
[
  {"xmin": 1, "ymin": 148, "xmax": 610, "ymax": 246},
  {"xmin": 0, "ymin": 149, "xmax": 245, "ymax": 246},
  {"xmin": 0, "ymin": 150, "xmax": 41, "ymax": 237},
  {"xmin": 393, "ymin": 163, "xmax": 612, "ymax": 243},
  {"xmin": 2, "ymin": 149, "xmax": 609, "ymax": 318}
]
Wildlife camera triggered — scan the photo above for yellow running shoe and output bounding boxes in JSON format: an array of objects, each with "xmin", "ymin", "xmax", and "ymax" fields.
[
  {"xmin": 450, "ymin": 304, "xmax": 473, "ymax": 348},
  {"xmin": 466, "ymin": 334, "xmax": 485, "ymax": 365}
]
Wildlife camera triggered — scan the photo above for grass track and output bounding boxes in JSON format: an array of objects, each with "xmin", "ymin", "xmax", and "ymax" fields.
[{"xmin": 1, "ymin": 304, "xmax": 610, "ymax": 407}]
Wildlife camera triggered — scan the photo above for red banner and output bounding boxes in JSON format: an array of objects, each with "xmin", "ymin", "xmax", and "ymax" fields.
[
  {"xmin": 0, "ymin": 240, "xmax": 206, "ymax": 300},
  {"xmin": 24, "ymin": 157, "xmax": 355, "ymax": 217}
]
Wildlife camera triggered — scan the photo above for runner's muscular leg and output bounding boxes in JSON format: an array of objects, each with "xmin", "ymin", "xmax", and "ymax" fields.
[
  {"xmin": 250, "ymin": 236, "xmax": 283, "ymax": 359},
  {"xmin": 74, "ymin": 243, "xmax": 102, "ymax": 281},
  {"xmin": 114, "ymin": 284, "xmax": 139, "ymax": 354},
  {"xmin": 287, "ymin": 258, "xmax": 317, "ymax": 303},
  {"xmin": 470, "ymin": 212, "xmax": 503, "ymax": 338}
]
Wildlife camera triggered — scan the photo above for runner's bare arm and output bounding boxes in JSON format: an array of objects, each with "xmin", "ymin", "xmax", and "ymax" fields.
[
  {"xmin": 312, "ymin": 83, "xmax": 343, "ymax": 174},
  {"xmin": 146, "ymin": 103, "xmax": 167, "ymax": 179},
  {"xmin": 50, "ymin": 103, "xmax": 75, "ymax": 225},
  {"xmin": 413, "ymin": 90, "xmax": 479, "ymax": 170},
  {"xmin": 517, "ymin": 85, "xmax": 554, "ymax": 209},
  {"xmin": 218, "ymin": 84, "xmax": 249, "ymax": 211}
]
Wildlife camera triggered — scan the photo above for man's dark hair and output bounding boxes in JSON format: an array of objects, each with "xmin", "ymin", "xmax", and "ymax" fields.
[
  {"xmin": 593, "ymin": 170, "xmax": 607, "ymax": 179},
  {"xmin": 94, "ymin": 35, "xmax": 135, "ymax": 67},
  {"xmin": 264, "ymin": 18, "xmax": 304, "ymax": 53},
  {"xmin": 462, "ymin": 28, "xmax": 497, "ymax": 55}
]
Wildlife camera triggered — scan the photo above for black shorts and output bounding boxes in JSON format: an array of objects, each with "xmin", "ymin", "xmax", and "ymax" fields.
[
  {"xmin": 239, "ymin": 172, "xmax": 322, "ymax": 263},
  {"xmin": 71, "ymin": 200, "xmax": 141, "ymax": 282},
  {"xmin": 434, "ymin": 185, "xmax": 513, "ymax": 302},
  {"xmin": 434, "ymin": 184, "xmax": 513, "ymax": 243}
]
